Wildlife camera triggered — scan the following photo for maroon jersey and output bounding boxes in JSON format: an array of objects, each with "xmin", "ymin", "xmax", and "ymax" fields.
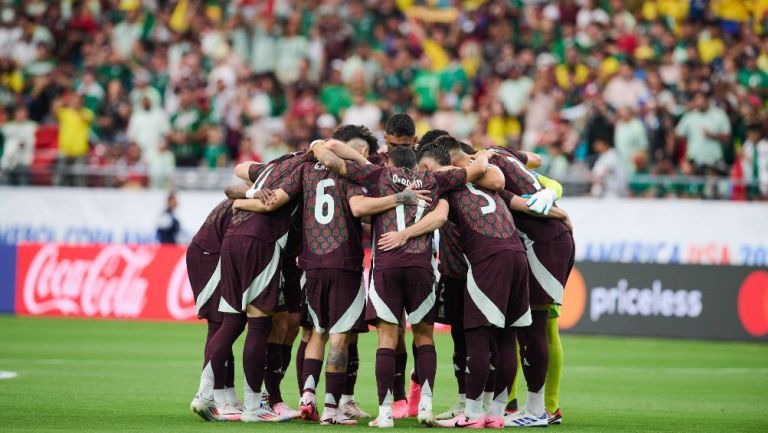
[
  {"xmin": 278, "ymin": 161, "xmax": 366, "ymax": 271},
  {"xmin": 489, "ymin": 148, "xmax": 568, "ymax": 243},
  {"xmin": 227, "ymin": 152, "xmax": 311, "ymax": 242},
  {"xmin": 445, "ymin": 182, "xmax": 525, "ymax": 265},
  {"xmin": 191, "ymin": 199, "xmax": 234, "ymax": 253},
  {"xmin": 437, "ymin": 219, "xmax": 468, "ymax": 279},
  {"xmin": 367, "ymin": 152, "xmax": 389, "ymax": 167},
  {"xmin": 344, "ymin": 162, "xmax": 467, "ymax": 271}
]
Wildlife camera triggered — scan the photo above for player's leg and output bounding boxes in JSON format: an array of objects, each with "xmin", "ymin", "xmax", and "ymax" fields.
[
  {"xmin": 340, "ymin": 333, "xmax": 370, "ymax": 418},
  {"xmin": 545, "ymin": 307, "xmax": 563, "ymax": 424},
  {"xmin": 505, "ymin": 351, "xmax": 522, "ymax": 414},
  {"xmin": 517, "ymin": 309, "xmax": 549, "ymax": 417},
  {"xmin": 320, "ymin": 332, "xmax": 356, "ymax": 425},
  {"xmin": 488, "ymin": 326, "xmax": 517, "ymax": 428},
  {"xmin": 412, "ymin": 322, "xmax": 437, "ymax": 426},
  {"xmin": 392, "ymin": 325, "xmax": 408, "ymax": 419},
  {"xmin": 436, "ymin": 278, "xmax": 468, "ymax": 420},
  {"xmin": 299, "ymin": 329, "xmax": 326, "ymax": 421},
  {"xmin": 206, "ymin": 319, "xmax": 242, "ymax": 413},
  {"xmin": 484, "ymin": 337, "xmax": 498, "ymax": 411},
  {"xmin": 370, "ymin": 321, "xmax": 398, "ymax": 428},
  {"xmin": 264, "ymin": 311, "xmax": 300, "ymax": 418},
  {"xmin": 296, "ymin": 326, "xmax": 311, "ymax": 395},
  {"xmin": 407, "ymin": 339, "xmax": 421, "ymax": 418}
]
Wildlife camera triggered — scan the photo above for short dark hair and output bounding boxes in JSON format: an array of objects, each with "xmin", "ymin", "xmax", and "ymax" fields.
[
  {"xmin": 419, "ymin": 129, "xmax": 450, "ymax": 148},
  {"xmin": 432, "ymin": 135, "xmax": 463, "ymax": 153},
  {"xmin": 385, "ymin": 113, "xmax": 415, "ymax": 137},
  {"xmin": 332, "ymin": 124, "xmax": 378, "ymax": 154},
  {"xmin": 389, "ymin": 146, "xmax": 417, "ymax": 169},
  {"xmin": 460, "ymin": 142, "xmax": 476, "ymax": 154},
  {"xmin": 416, "ymin": 142, "xmax": 451, "ymax": 167}
]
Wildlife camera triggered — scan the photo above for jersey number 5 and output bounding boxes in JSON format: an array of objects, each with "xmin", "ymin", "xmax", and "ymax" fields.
[
  {"xmin": 314, "ymin": 179, "xmax": 335, "ymax": 225},
  {"xmin": 466, "ymin": 183, "xmax": 496, "ymax": 215}
]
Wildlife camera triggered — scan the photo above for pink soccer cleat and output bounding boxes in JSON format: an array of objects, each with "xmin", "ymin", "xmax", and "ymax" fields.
[
  {"xmin": 484, "ymin": 415, "xmax": 504, "ymax": 429},
  {"xmin": 437, "ymin": 414, "xmax": 485, "ymax": 429},
  {"xmin": 392, "ymin": 399, "xmax": 409, "ymax": 419},
  {"xmin": 407, "ymin": 377, "xmax": 421, "ymax": 417},
  {"xmin": 272, "ymin": 402, "xmax": 301, "ymax": 419}
]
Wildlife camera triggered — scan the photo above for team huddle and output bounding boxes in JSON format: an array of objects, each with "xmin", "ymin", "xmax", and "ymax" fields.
[{"xmin": 187, "ymin": 113, "xmax": 575, "ymax": 428}]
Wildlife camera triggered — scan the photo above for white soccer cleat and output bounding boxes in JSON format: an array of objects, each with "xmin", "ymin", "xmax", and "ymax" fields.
[
  {"xmin": 241, "ymin": 403, "xmax": 292, "ymax": 422},
  {"xmin": 417, "ymin": 407, "xmax": 437, "ymax": 427},
  {"xmin": 504, "ymin": 410, "xmax": 548, "ymax": 427},
  {"xmin": 368, "ymin": 414, "xmax": 395, "ymax": 428},
  {"xmin": 341, "ymin": 400, "xmax": 370, "ymax": 418},
  {"xmin": 272, "ymin": 402, "xmax": 301, "ymax": 419},
  {"xmin": 320, "ymin": 412, "xmax": 358, "ymax": 426},
  {"xmin": 190, "ymin": 395, "xmax": 220, "ymax": 422},
  {"xmin": 216, "ymin": 401, "xmax": 243, "ymax": 421},
  {"xmin": 436, "ymin": 401, "xmax": 466, "ymax": 420}
]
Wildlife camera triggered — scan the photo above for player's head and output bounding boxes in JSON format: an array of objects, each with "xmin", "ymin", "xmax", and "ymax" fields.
[
  {"xmin": 461, "ymin": 141, "xmax": 476, "ymax": 155},
  {"xmin": 332, "ymin": 124, "xmax": 378, "ymax": 155},
  {"xmin": 416, "ymin": 142, "xmax": 451, "ymax": 172},
  {"xmin": 418, "ymin": 129, "xmax": 450, "ymax": 149},
  {"xmin": 347, "ymin": 138, "xmax": 370, "ymax": 159},
  {"xmin": 389, "ymin": 146, "xmax": 417, "ymax": 170},
  {"xmin": 431, "ymin": 135, "xmax": 469, "ymax": 166},
  {"xmin": 384, "ymin": 113, "xmax": 417, "ymax": 150}
]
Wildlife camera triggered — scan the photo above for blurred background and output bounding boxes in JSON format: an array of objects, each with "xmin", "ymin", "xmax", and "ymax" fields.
[{"xmin": 0, "ymin": 0, "xmax": 766, "ymax": 342}]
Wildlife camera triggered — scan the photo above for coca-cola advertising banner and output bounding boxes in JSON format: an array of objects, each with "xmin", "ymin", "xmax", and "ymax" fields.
[
  {"xmin": 559, "ymin": 262, "xmax": 768, "ymax": 341},
  {"xmin": 14, "ymin": 243, "xmax": 197, "ymax": 321}
]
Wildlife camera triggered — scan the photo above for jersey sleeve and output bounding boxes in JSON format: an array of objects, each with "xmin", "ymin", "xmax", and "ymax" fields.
[
  {"xmin": 499, "ymin": 189, "xmax": 516, "ymax": 205},
  {"xmin": 434, "ymin": 168, "xmax": 468, "ymax": 194},
  {"xmin": 276, "ymin": 163, "xmax": 304, "ymax": 200},
  {"xmin": 248, "ymin": 162, "xmax": 264, "ymax": 183},
  {"xmin": 345, "ymin": 161, "xmax": 384, "ymax": 190},
  {"xmin": 344, "ymin": 178, "xmax": 367, "ymax": 199}
]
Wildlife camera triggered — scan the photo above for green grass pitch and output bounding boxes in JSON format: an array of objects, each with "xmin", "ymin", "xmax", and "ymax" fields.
[{"xmin": 0, "ymin": 316, "xmax": 766, "ymax": 432}]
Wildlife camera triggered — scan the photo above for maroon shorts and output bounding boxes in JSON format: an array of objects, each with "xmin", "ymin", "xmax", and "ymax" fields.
[
  {"xmin": 366, "ymin": 266, "xmax": 436, "ymax": 326},
  {"xmin": 302, "ymin": 269, "xmax": 365, "ymax": 334},
  {"xmin": 521, "ymin": 231, "xmax": 575, "ymax": 306},
  {"xmin": 464, "ymin": 250, "xmax": 529, "ymax": 330},
  {"xmin": 219, "ymin": 235, "xmax": 284, "ymax": 314},
  {"xmin": 186, "ymin": 242, "xmax": 223, "ymax": 322},
  {"xmin": 276, "ymin": 254, "xmax": 301, "ymax": 313},
  {"xmin": 436, "ymin": 276, "xmax": 466, "ymax": 326}
]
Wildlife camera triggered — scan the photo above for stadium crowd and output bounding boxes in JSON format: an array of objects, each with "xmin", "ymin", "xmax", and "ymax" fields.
[{"xmin": 0, "ymin": 0, "xmax": 766, "ymax": 199}]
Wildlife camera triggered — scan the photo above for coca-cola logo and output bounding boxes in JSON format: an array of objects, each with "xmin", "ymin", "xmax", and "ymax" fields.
[
  {"xmin": 167, "ymin": 256, "xmax": 196, "ymax": 320},
  {"xmin": 23, "ymin": 244, "xmax": 153, "ymax": 317}
]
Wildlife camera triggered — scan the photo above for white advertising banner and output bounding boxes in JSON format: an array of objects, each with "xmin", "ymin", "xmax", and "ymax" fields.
[{"xmin": 1, "ymin": 188, "xmax": 767, "ymax": 266}]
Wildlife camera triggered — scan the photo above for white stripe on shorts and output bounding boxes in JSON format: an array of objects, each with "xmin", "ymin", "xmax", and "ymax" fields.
[
  {"xmin": 510, "ymin": 307, "xmax": 532, "ymax": 327},
  {"xmin": 367, "ymin": 260, "xmax": 399, "ymax": 324},
  {"xmin": 242, "ymin": 231, "xmax": 290, "ymax": 310},
  {"xmin": 329, "ymin": 277, "xmax": 366, "ymax": 334},
  {"xmin": 465, "ymin": 255, "xmax": 506, "ymax": 328},
  {"xmin": 195, "ymin": 258, "xmax": 222, "ymax": 315},
  {"xmin": 518, "ymin": 231, "xmax": 564, "ymax": 305},
  {"xmin": 218, "ymin": 296, "xmax": 239, "ymax": 314}
]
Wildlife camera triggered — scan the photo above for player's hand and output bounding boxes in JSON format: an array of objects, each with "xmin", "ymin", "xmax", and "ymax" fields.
[
  {"xmin": 255, "ymin": 188, "xmax": 277, "ymax": 205},
  {"xmin": 527, "ymin": 188, "xmax": 556, "ymax": 215},
  {"xmin": 378, "ymin": 230, "xmax": 410, "ymax": 251},
  {"xmin": 397, "ymin": 185, "xmax": 432, "ymax": 205},
  {"xmin": 232, "ymin": 199, "xmax": 245, "ymax": 214}
]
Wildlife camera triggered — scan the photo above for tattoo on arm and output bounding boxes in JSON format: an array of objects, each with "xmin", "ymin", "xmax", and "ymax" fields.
[{"xmin": 395, "ymin": 190, "xmax": 418, "ymax": 205}]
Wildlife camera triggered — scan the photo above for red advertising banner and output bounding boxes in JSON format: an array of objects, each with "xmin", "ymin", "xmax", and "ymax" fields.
[{"xmin": 15, "ymin": 243, "xmax": 197, "ymax": 321}]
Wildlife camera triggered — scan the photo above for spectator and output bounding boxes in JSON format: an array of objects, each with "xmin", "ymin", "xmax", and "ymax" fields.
[
  {"xmin": 675, "ymin": 92, "xmax": 731, "ymax": 173},
  {"xmin": 614, "ymin": 107, "xmax": 649, "ymax": 174},
  {"xmin": 54, "ymin": 93, "xmax": 93, "ymax": 186},
  {"xmin": 497, "ymin": 63, "xmax": 533, "ymax": 118},
  {"xmin": 0, "ymin": 107, "xmax": 37, "ymax": 185},
  {"xmin": 341, "ymin": 92, "xmax": 382, "ymax": 133},
  {"xmin": 148, "ymin": 139, "xmax": 176, "ymax": 190},
  {"xmin": 202, "ymin": 127, "xmax": 228, "ymax": 169},
  {"xmin": 740, "ymin": 124, "xmax": 768, "ymax": 198},
  {"xmin": 603, "ymin": 63, "xmax": 648, "ymax": 110},
  {"xmin": 591, "ymin": 137, "xmax": 627, "ymax": 197},
  {"xmin": 127, "ymin": 96, "xmax": 170, "ymax": 163},
  {"xmin": 156, "ymin": 192, "xmax": 180, "ymax": 244}
]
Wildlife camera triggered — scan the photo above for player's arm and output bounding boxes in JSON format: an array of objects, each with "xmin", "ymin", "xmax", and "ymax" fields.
[
  {"xmin": 537, "ymin": 173, "xmax": 563, "ymax": 199},
  {"xmin": 472, "ymin": 164, "xmax": 505, "ymax": 192},
  {"xmin": 234, "ymin": 161, "xmax": 258, "ymax": 181},
  {"xmin": 323, "ymin": 139, "xmax": 369, "ymax": 164},
  {"xmin": 312, "ymin": 140, "xmax": 349, "ymax": 176},
  {"xmin": 524, "ymin": 174, "xmax": 562, "ymax": 215},
  {"xmin": 232, "ymin": 188, "xmax": 291, "ymax": 213},
  {"xmin": 349, "ymin": 188, "xmax": 433, "ymax": 218},
  {"xmin": 225, "ymin": 182, "xmax": 251, "ymax": 199},
  {"xmin": 502, "ymin": 190, "xmax": 573, "ymax": 232},
  {"xmin": 523, "ymin": 151, "xmax": 542, "ymax": 169},
  {"xmin": 378, "ymin": 199, "xmax": 450, "ymax": 251},
  {"xmin": 462, "ymin": 151, "xmax": 490, "ymax": 183}
]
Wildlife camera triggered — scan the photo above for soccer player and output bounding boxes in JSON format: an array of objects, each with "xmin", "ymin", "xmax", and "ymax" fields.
[
  {"xmin": 186, "ymin": 197, "xmax": 242, "ymax": 420},
  {"xmin": 233, "ymin": 136, "xmax": 433, "ymax": 425},
  {"xmin": 416, "ymin": 140, "xmax": 530, "ymax": 428},
  {"xmin": 312, "ymin": 139, "xmax": 494, "ymax": 428},
  {"xmin": 443, "ymin": 140, "xmax": 574, "ymax": 427},
  {"xmin": 191, "ymin": 151, "xmax": 310, "ymax": 423}
]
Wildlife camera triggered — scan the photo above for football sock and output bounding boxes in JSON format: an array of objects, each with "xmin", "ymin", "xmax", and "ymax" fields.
[
  {"xmin": 415, "ymin": 345, "xmax": 436, "ymax": 410},
  {"xmin": 296, "ymin": 339, "xmax": 307, "ymax": 394},
  {"xmin": 494, "ymin": 327, "xmax": 518, "ymax": 412},
  {"xmin": 545, "ymin": 316, "xmax": 563, "ymax": 413},
  {"xmin": 205, "ymin": 320, "xmax": 236, "ymax": 389},
  {"xmin": 376, "ymin": 348, "xmax": 396, "ymax": 405},
  {"xmin": 451, "ymin": 326, "xmax": 467, "ymax": 395},
  {"xmin": 344, "ymin": 341, "xmax": 359, "ymax": 396},
  {"xmin": 527, "ymin": 387, "xmax": 546, "ymax": 417},
  {"xmin": 465, "ymin": 397, "xmax": 484, "ymax": 420},
  {"xmin": 464, "ymin": 326, "xmax": 492, "ymax": 401},
  {"xmin": 243, "ymin": 317, "xmax": 271, "ymax": 402},
  {"xmin": 264, "ymin": 343, "xmax": 284, "ymax": 406},
  {"xmin": 301, "ymin": 358, "xmax": 323, "ymax": 396},
  {"xmin": 280, "ymin": 343, "xmax": 292, "ymax": 375},
  {"xmin": 205, "ymin": 314, "xmax": 246, "ymax": 391},
  {"xmin": 393, "ymin": 351, "xmax": 407, "ymax": 401},
  {"xmin": 410, "ymin": 341, "xmax": 420, "ymax": 384},
  {"xmin": 507, "ymin": 351, "xmax": 522, "ymax": 408},
  {"xmin": 484, "ymin": 340, "xmax": 497, "ymax": 407},
  {"xmin": 325, "ymin": 371, "xmax": 346, "ymax": 409},
  {"xmin": 519, "ymin": 311, "xmax": 549, "ymax": 394},
  {"xmin": 204, "ymin": 320, "xmax": 220, "ymax": 365}
]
